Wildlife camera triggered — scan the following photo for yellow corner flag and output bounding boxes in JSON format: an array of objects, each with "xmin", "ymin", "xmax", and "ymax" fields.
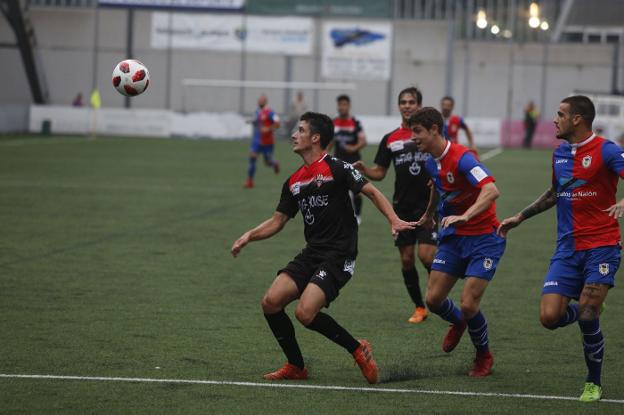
[{"xmin": 90, "ymin": 89, "xmax": 101, "ymax": 109}]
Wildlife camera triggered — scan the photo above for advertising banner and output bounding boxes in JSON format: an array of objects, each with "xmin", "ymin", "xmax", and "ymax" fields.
[
  {"xmin": 99, "ymin": 0, "xmax": 245, "ymax": 11},
  {"xmin": 321, "ymin": 21, "xmax": 392, "ymax": 81},
  {"xmin": 151, "ymin": 13, "xmax": 314, "ymax": 55}
]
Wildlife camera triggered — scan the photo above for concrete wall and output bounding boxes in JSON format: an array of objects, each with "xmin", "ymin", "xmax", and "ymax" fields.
[{"xmin": 0, "ymin": 7, "xmax": 618, "ymax": 124}]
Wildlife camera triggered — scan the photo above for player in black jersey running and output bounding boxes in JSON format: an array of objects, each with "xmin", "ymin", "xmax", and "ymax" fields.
[
  {"xmin": 231, "ymin": 112, "xmax": 415, "ymax": 384},
  {"xmin": 328, "ymin": 94, "xmax": 367, "ymax": 224},
  {"xmin": 354, "ymin": 87, "xmax": 437, "ymax": 324}
]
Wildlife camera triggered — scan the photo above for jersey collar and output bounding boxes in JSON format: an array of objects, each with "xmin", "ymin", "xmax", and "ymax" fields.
[
  {"xmin": 306, "ymin": 152, "xmax": 328, "ymax": 168},
  {"xmin": 570, "ymin": 133, "xmax": 596, "ymax": 155},
  {"xmin": 435, "ymin": 140, "xmax": 452, "ymax": 162}
]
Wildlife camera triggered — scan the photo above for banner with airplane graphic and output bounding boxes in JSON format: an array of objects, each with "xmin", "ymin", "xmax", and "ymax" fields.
[{"xmin": 321, "ymin": 21, "xmax": 392, "ymax": 80}]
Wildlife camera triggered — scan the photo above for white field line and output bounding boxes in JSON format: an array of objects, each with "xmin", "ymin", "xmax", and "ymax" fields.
[
  {"xmin": 480, "ymin": 147, "xmax": 504, "ymax": 161},
  {"xmin": 0, "ymin": 138, "xmax": 94, "ymax": 146},
  {"xmin": 1, "ymin": 374, "xmax": 623, "ymax": 404}
]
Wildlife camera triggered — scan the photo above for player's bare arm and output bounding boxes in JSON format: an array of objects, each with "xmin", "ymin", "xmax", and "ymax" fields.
[
  {"xmin": 442, "ymin": 182, "xmax": 499, "ymax": 228},
  {"xmin": 463, "ymin": 125, "xmax": 476, "ymax": 150},
  {"xmin": 416, "ymin": 183, "xmax": 439, "ymax": 229},
  {"xmin": 231, "ymin": 211, "xmax": 290, "ymax": 257},
  {"xmin": 360, "ymin": 182, "xmax": 416, "ymax": 235},
  {"xmin": 604, "ymin": 198, "xmax": 624, "ymax": 218},
  {"xmin": 352, "ymin": 162, "xmax": 387, "ymax": 181},
  {"xmin": 497, "ymin": 185, "xmax": 557, "ymax": 237},
  {"xmin": 344, "ymin": 133, "xmax": 367, "ymax": 153}
]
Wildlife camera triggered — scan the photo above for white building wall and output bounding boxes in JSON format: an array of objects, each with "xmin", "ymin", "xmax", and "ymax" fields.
[{"xmin": 0, "ymin": 7, "xmax": 617, "ymax": 123}]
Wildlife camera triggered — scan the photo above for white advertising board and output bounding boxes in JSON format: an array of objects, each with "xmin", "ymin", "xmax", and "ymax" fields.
[
  {"xmin": 151, "ymin": 13, "xmax": 314, "ymax": 55},
  {"xmin": 321, "ymin": 21, "xmax": 392, "ymax": 81}
]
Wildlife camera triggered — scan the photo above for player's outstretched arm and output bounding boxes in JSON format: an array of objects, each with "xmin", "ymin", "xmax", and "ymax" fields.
[
  {"xmin": 604, "ymin": 198, "xmax": 624, "ymax": 218},
  {"xmin": 352, "ymin": 161, "xmax": 387, "ymax": 181},
  {"xmin": 442, "ymin": 182, "xmax": 500, "ymax": 228},
  {"xmin": 497, "ymin": 185, "xmax": 557, "ymax": 237},
  {"xmin": 360, "ymin": 182, "xmax": 416, "ymax": 236},
  {"xmin": 231, "ymin": 212, "xmax": 290, "ymax": 257},
  {"xmin": 463, "ymin": 124, "xmax": 476, "ymax": 150},
  {"xmin": 416, "ymin": 183, "xmax": 439, "ymax": 230}
]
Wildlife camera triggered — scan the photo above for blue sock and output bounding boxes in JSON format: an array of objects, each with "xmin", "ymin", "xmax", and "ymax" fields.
[
  {"xmin": 247, "ymin": 157, "xmax": 257, "ymax": 179},
  {"xmin": 434, "ymin": 298, "xmax": 463, "ymax": 325},
  {"xmin": 556, "ymin": 303, "xmax": 579, "ymax": 327},
  {"xmin": 578, "ymin": 319, "xmax": 604, "ymax": 386},
  {"xmin": 467, "ymin": 311, "xmax": 489, "ymax": 353}
]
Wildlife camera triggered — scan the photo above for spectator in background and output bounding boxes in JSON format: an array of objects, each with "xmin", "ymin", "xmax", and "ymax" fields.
[
  {"xmin": 285, "ymin": 91, "xmax": 308, "ymax": 137},
  {"xmin": 72, "ymin": 93, "xmax": 83, "ymax": 107},
  {"xmin": 523, "ymin": 101, "xmax": 539, "ymax": 148},
  {"xmin": 440, "ymin": 96, "xmax": 476, "ymax": 151}
]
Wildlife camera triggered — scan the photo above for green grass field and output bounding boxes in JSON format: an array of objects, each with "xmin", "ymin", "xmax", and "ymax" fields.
[{"xmin": 1, "ymin": 135, "xmax": 623, "ymax": 414}]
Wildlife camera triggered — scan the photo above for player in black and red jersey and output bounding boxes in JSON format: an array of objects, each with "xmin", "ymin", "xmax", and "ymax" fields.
[
  {"xmin": 329, "ymin": 94, "xmax": 367, "ymax": 224},
  {"xmin": 354, "ymin": 87, "xmax": 436, "ymax": 324},
  {"xmin": 231, "ymin": 112, "xmax": 415, "ymax": 384}
]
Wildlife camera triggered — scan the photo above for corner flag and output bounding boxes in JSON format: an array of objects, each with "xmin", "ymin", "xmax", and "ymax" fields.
[{"xmin": 90, "ymin": 89, "xmax": 101, "ymax": 109}]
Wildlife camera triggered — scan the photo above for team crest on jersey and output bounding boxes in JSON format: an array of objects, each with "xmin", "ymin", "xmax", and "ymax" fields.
[
  {"xmin": 446, "ymin": 172, "xmax": 455, "ymax": 184},
  {"xmin": 599, "ymin": 263, "xmax": 609, "ymax": 276},
  {"xmin": 582, "ymin": 155, "xmax": 592, "ymax": 168},
  {"xmin": 291, "ymin": 183, "xmax": 301, "ymax": 195},
  {"xmin": 315, "ymin": 174, "xmax": 325, "ymax": 187},
  {"xmin": 409, "ymin": 161, "xmax": 421, "ymax": 176},
  {"xmin": 483, "ymin": 258, "xmax": 493, "ymax": 270}
]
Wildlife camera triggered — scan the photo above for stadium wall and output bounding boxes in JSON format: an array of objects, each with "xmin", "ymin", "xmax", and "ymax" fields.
[{"xmin": 0, "ymin": 7, "xmax": 618, "ymax": 135}]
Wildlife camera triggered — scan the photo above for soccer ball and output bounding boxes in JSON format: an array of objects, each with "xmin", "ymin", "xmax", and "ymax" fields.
[{"xmin": 112, "ymin": 59, "xmax": 150, "ymax": 97}]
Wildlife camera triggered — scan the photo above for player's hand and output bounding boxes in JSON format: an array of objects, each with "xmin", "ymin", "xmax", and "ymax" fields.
[
  {"xmin": 496, "ymin": 215, "xmax": 523, "ymax": 238},
  {"xmin": 352, "ymin": 160, "xmax": 366, "ymax": 172},
  {"xmin": 231, "ymin": 232, "xmax": 251, "ymax": 257},
  {"xmin": 604, "ymin": 199, "xmax": 624, "ymax": 218},
  {"xmin": 441, "ymin": 215, "xmax": 468, "ymax": 228},
  {"xmin": 391, "ymin": 218, "xmax": 417, "ymax": 238},
  {"xmin": 344, "ymin": 145, "xmax": 357, "ymax": 153},
  {"xmin": 416, "ymin": 213, "xmax": 436, "ymax": 230},
  {"xmin": 260, "ymin": 125, "xmax": 272, "ymax": 133}
]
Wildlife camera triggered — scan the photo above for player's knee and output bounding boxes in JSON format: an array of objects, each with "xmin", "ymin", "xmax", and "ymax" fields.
[
  {"xmin": 539, "ymin": 312, "xmax": 560, "ymax": 330},
  {"xmin": 460, "ymin": 302, "xmax": 479, "ymax": 319},
  {"xmin": 294, "ymin": 303, "xmax": 317, "ymax": 326},
  {"xmin": 425, "ymin": 294, "xmax": 443, "ymax": 312},
  {"xmin": 400, "ymin": 253, "xmax": 415, "ymax": 269},
  {"xmin": 261, "ymin": 293, "xmax": 283, "ymax": 314}
]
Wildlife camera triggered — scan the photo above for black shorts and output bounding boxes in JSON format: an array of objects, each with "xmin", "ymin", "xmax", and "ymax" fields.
[
  {"xmin": 394, "ymin": 211, "xmax": 438, "ymax": 247},
  {"xmin": 278, "ymin": 247, "xmax": 356, "ymax": 305}
]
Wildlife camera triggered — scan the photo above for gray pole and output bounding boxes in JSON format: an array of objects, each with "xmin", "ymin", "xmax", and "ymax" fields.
[
  {"xmin": 444, "ymin": 5, "xmax": 456, "ymax": 97},
  {"xmin": 612, "ymin": 40, "xmax": 620, "ymax": 94},
  {"xmin": 539, "ymin": 41, "xmax": 549, "ymax": 120},
  {"xmin": 238, "ymin": 13, "xmax": 247, "ymax": 114},
  {"xmin": 165, "ymin": 12, "xmax": 172, "ymax": 110},
  {"xmin": 386, "ymin": 16, "xmax": 397, "ymax": 116},
  {"xmin": 313, "ymin": 17, "xmax": 321, "ymax": 112},
  {"xmin": 125, "ymin": 8, "xmax": 134, "ymax": 109},
  {"xmin": 284, "ymin": 55, "xmax": 293, "ymax": 114},
  {"xmin": 91, "ymin": 7, "xmax": 99, "ymax": 91}
]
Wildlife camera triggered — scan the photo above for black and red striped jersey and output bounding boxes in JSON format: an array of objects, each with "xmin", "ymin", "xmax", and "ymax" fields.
[
  {"xmin": 333, "ymin": 116, "xmax": 364, "ymax": 163},
  {"xmin": 276, "ymin": 153, "xmax": 368, "ymax": 255},
  {"xmin": 374, "ymin": 125, "xmax": 432, "ymax": 215}
]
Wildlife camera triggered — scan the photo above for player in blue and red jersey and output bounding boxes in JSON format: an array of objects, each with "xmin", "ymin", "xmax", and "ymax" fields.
[
  {"xmin": 330, "ymin": 94, "xmax": 367, "ymax": 223},
  {"xmin": 244, "ymin": 94, "xmax": 281, "ymax": 189},
  {"xmin": 354, "ymin": 87, "xmax": 436, "ymax": 324},
  {"xmin": 498, "ymin": 96, "xmax": 624, "ymax": 402},
  {"xmin": 441, "ymin": 96, "xmax": 475, "ymax": 151},
  {"xmin": 232, "ymin": 112, "xmax": 415, "ymax": 383},
  {"xmin": 410, "ymin": 107, "xmax": 505, "ymax": 377}
]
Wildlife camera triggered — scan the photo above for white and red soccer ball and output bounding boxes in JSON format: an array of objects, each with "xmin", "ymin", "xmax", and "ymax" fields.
[{"xmin": 112, "ymin": 59, "xmax": 150, "ymax": 97}]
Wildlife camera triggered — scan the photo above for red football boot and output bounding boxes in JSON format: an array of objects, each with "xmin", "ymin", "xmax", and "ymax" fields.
[
  {"xmin": 442, "ymin": 320, "xmax": 467, "ymax": 353},
  {"xmin": 263, "ymin": 363, "xmax": 308, "ymax": 381},
  {"xmin": 469, "ymin": 350, "xmax": 494, "ymax": 377}
]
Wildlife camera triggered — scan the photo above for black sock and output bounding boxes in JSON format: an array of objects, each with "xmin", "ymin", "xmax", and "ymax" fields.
[
  {"xmin": 305, "ymin": 312, "xmax": 360, "ymax": 354},
  {"xmin": 264, "ymin": 310, "xmax": 305, "ymax": 369},
  {"xmin": 402, "ymin": 267, "xmax": 425, "ymax": 308}
]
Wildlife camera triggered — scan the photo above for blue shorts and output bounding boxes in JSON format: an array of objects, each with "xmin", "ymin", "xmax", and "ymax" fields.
[
  {"xmin": 542, "ymin": 245, "xmax": 620, "ymax": 298},
  {"xmin": 250, "ymin": 141, "xmax": 274, "ymax": 156},
  {"xmin": 431, "ymin": 232, "xmax": 506, "ymax": 280}
]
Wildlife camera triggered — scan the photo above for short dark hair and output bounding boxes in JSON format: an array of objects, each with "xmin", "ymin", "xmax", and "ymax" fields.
[
  {"xmin": 398, "ymin": 87, "xmax": 423, "ymax": 106},
  {"xmin": 300, "ymin": 112, "xmax": 334, "ymax": 149},
  {"xmin": 336, "ymin": 94, "xmax": 350, "ymax": 103},
  {"xmin": 408, "ymin": 107, "xmax": 444, "ymax": 133},
  {"xmin": 561, "ymin": 95, "xmax": 595, "ymax": 126},
  {"xmin": 441, "ymin": 96, "xmax": 455, "ymax": 104}
]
